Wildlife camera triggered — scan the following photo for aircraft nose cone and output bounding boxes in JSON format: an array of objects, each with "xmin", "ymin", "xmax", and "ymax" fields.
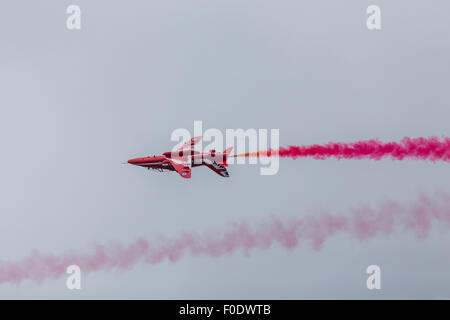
[{"xmin": 128, "ymin": 158, "xmax": 139, "ymax": 165}]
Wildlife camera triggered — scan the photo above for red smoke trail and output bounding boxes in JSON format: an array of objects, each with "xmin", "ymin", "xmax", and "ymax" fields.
[
  {"xmin": 233, "ymin": 136, "xmax": 450, "ymax": 161},
  {"xmin": 1, "ymin": 193, "xmax": 450, "ymax": 284}
]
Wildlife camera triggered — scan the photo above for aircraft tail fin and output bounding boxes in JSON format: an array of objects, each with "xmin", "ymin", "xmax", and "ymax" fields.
[
  {"xmin": 218, "ymin": 147, "xmax": 233, "ymax": 167},
  {"xmin": 223, "ymin": 147, "xmax": 233, "ymax": 156}
]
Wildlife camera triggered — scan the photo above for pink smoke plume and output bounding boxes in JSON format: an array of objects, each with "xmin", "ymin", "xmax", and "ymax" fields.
[
  {"xmin": 234, "ymin": 136, "xmax": 450, "ymax": 161},
  {"xmin": 2, "ymin": 193, "xmax": 450, "ymax": 284}
]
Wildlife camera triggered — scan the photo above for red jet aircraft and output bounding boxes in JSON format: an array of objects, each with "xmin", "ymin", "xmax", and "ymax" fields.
[{"xmin": 127, "ymin": 137, "xmax": 233, "ymax": 178}]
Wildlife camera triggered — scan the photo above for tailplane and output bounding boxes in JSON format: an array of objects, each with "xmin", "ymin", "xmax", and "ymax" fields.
[{"xmin": 218, "ymin": 147, "xmax": 233, "ymax": 167}]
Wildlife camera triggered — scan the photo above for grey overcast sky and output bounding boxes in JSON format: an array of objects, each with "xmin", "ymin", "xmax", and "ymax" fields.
[{"xmin": 1, "ymin": 0, "xmax": 450, "ymax": 299}]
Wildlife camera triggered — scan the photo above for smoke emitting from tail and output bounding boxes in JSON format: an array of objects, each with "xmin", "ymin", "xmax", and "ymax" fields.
[
  {"xmin": 233, "ymin": 136, "xmax": 450, "ymax": 161},
  {"xmin": 2, "ymin": 193, "xmax": 450, "ymax": 285}
]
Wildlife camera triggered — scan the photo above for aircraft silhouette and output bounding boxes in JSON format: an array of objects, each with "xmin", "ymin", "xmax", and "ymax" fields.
[{"xmin": 128, "ymin": 137, "xmax": 232, "ymax": 178}]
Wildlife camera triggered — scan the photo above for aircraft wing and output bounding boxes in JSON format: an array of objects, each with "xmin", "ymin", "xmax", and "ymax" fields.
[
  {"xmin": 205, "ymin": 161, "xmax": 230, "ymax": 178},
  {"xmin": 176, "ymin": 136, "xmax": 202, "ymax": 151},
  {"xmin": 166, "ymin": 159, "xmax": 191, "ymax": 178}
]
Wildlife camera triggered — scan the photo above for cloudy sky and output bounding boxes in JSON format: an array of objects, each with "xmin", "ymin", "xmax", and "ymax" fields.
[{"xmin": 1, "ymin": 0, "xmax": 450, "ymax": 299}]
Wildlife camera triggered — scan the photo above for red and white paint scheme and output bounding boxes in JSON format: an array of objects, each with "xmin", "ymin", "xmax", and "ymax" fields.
[{"xmin": 128, "ymin": 137, "xmax": 232, "ymax": 179}]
